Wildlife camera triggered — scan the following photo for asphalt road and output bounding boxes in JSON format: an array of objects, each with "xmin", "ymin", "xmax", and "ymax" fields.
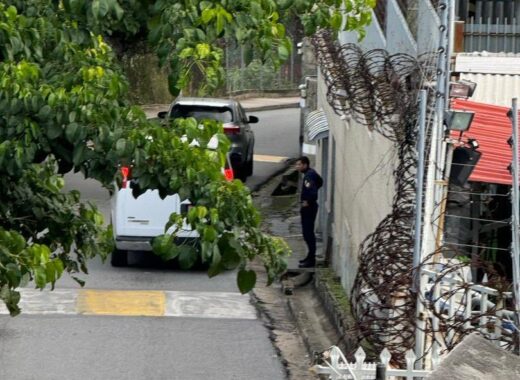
[{"xmin": 0, "ymin": 107, "xmax": 300, "ymax": 380}]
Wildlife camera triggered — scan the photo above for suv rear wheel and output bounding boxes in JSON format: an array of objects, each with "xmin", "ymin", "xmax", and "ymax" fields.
[{"xmin": 245, "ymin": 157, "xmax": 253, "ymax": 176}]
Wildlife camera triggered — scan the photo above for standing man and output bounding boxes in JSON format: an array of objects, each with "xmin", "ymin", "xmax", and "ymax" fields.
[{"xmin": 295, "ymin": 156, "xmax": 322, "ymax": 268}]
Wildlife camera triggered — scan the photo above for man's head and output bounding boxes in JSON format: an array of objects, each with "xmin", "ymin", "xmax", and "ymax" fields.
[{"xmin": 295, "ymin": 156, "xmax": 310, "ymax": 173}]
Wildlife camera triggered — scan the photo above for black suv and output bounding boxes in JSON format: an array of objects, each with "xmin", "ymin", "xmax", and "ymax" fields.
[{"xmin": 158, "ymin": 97, "xmax": 257, "ymax": 181}]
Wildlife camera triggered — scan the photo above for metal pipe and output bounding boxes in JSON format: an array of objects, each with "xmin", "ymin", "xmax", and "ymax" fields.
[
  {"xmin": 510, "ymin": 97, "xmax": 520, "ymax": 353},
  {"xmin": 413, "ymin": 90, "xmax": 428, "ymax": 279},
  {"xmin": 413, "ymin": 90, "xmax": 428, "ymax": 366},
  {"xmin": 417, "ymin": 1, "xmax": 451, "ymax": 366},
  {"xmin": 423, "ymin": 0, "xmax": 450, "ymax": 263}
]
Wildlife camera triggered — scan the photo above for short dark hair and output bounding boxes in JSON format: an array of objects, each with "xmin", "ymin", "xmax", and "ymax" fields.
[{"xmin": 297, "ymin": 156, "xmax": 310, "ymax": 166}]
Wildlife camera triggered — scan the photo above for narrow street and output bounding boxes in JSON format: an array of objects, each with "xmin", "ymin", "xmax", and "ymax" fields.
[{"xmin": 0, "ymin": 107, "xmax": 301, "ymax": 379}]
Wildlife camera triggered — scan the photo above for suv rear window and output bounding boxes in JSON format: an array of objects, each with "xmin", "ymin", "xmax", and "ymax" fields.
[{"xmin": 170, "ymin": 105, "xmax": 234, "ymax": 123}]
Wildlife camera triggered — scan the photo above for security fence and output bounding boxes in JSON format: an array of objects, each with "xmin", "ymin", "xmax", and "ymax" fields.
[{"xmin": 224, "ymin": 41, "xmax": 301, "ymax": 94}]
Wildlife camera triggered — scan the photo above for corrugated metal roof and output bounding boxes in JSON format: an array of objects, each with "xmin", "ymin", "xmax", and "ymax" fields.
[
  {"xmin": 459, "ymin": 73, "xmax": 520, "ymax": 107},
  {"xmin": 305, "ymin": 110, "xmax": 329, "ymax": 141},
  {"xmin": 457, "ymin": 52, "xmax": 520, "ymax": 58},
  {"xmin": 456, "ymin": 54, "xmax": 520, "ymax": 75},
  {"xmin": 452, "ymin": 99, "xmax": 514, "ymax": 185},
  {"xmin": 455, "ymin": 53, "xmax": 520, "ymax": 107}
]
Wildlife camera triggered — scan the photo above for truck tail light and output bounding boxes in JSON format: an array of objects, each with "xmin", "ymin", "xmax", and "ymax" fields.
[
  {"xmin": 224, "ymin": 168, "xmax": 234, "ymax": 181},
  {"xmin": 223, "ymin": 123, "xmax": 240, "ymax": 135},
  {"xmin": 121, "ymin": 166, "xmax": 131, "ymax": 188},
  {"xmin": 180, "ymin": 203, "xmax": 193, "ymax": 214}
]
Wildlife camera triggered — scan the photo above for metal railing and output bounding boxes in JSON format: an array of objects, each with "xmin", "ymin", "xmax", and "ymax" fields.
[
  {"xmin": 464, "ymin": 17, "xmax": 520, "ymax": 53},
  {"xmin": 417, "ymin": 264, "xmax": 517, "ymax": 361}
]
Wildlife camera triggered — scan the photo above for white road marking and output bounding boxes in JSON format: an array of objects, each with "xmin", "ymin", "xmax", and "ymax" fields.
[
  {"xmin": 164, "ymin": 291, "xmax": 257, "ymax": 320},
  {"xmin": 0, "ymin": 288, "xmax": 257, "ymax": 320},
  {"xmin": 253, "ymin": 154, "xmax": 289, "ymax": 163},
  {"xmin": 0, "ymin": 289, "xmax": 77, "ymax": 315}
]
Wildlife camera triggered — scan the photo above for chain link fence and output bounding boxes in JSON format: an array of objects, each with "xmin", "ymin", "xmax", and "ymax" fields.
[{"xmin": 224, "ymin": 40, "xmax": 301, "ymax": 95}]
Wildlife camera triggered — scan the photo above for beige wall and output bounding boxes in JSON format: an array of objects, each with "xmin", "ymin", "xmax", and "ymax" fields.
[{"xmin": 316, "ymin": 74, "xmax": 397, "ymax": 293}]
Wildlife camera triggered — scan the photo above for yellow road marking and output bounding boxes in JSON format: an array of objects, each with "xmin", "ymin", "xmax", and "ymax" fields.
[
  {"xmin": 253, "ymin": 154, "xmax": 289, "ymax": 163},
  {"xmin": 77, "ymin": 290, "xmax": 166, "ymax": 317}
]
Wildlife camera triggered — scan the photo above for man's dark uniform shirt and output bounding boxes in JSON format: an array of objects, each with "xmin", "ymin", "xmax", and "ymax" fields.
[{"xmin": 301, "ymin": 168, "xmax": 320, "ymax": 204}]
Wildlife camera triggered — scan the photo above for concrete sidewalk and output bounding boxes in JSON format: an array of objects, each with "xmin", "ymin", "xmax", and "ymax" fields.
[
  {"xmin": 252, "ymin": 168, "xmax": 345, "ymax": 380},
  {"xmin": 141, "ymin": 96, "xmax": 300, "ymax": 118}
]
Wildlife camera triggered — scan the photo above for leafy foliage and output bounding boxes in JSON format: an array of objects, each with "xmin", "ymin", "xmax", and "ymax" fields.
[
  {"xmin": 148, "ymin": 0, "xmax": 374, "ymax": 95},
  {"xmin": 0, "ymin": 0, "xmax": 374, "ymax": 314}
]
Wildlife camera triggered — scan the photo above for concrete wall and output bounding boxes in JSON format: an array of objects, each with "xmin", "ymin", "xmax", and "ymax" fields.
[
  {"xmin": 317, "ymin": 74, "xmax": 396, "ymax": 292},
  {"xmin": 315, "ymin": 1, "xmax": 440, "ymax": 293},
  {"xmin": 386, "ymin": 0, "xmax": 417, "ymax": 55},
  {"xmin": 417, "ymin": 0, "xmax": 441, "ymax": 54},
  {"xmin": 339, "ymin": 1, "xmax": 418, "ymax": 55},
  {"xmin": 338, "ymin": 16, "xmax": 386, "ymax": 50}
]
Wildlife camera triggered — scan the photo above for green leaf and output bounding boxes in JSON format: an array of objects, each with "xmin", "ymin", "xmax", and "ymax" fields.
[
  {"xmin": 203, "ymin": 226, "xmax": 217, "ymax": 242},
  {"xmin": 207, "ymin": 261, "xmax": 223, "ymax": 277},
  {"xmin": 196, "ymin": 43, "xmax": 211, "ymax": 59},
  {"xmin": 201, "ymin": 8, "xmax": 215, "ymax": 24},
  {"xmin": 197, "ymin": 206, "xmax": 208, "ymax": 219},
  {"xmin": 237, "ymin": 269, "xmax": 256, "ymax": 294},
  {"xmin": 162, "ymin": 244, "xmax": 180, "ymax": 261},
  {"xmin": 115, "ymin": 138, "xmax": 127, "ymax": 156},
  {"xmin": 47, "ymin": 123, "xmax": 62, "ymax": 139},
  {"xmin": 65, "ymin": 122, "xmax": 80, "ymax": 143},
  {"xmin": 277, "ymin": 44, "xmax": 289, "ymax": 61},
  {"xmin": 178, "ymin": 245, "xmax": 197, "ymax": 269},
  {"xmin": 73, "ymin": 144, "xmax": 86, "ymax": 165},
  {"xmin": 38, "ymin": 105, "xmax": 52, "ymax": 119},
  {"xmin": 216, "ymin": 13, "xmax": 225, "ymax": 35},
  {"xmin": 98, "ymin": 0, "xmax": 110, "ymax": 17},
  {"xmin": 34, "ymin": 268, "xmax": 47, "ymax": 289},
  {"xmin": 330, "ymin": 11, "xmax": 343, "ymax": 31},
  {"xmin": 112, "ymin": 1, "xmax": 125, "ymax": 19},
  {"xmin": 168, "ymin": 72, "xmax": 181, "ymax": 97},
  {"xmin": 221, "ymin": 245, "xmax": 241, "ymax": 270},
  {"xmin": 6, "ymin": 5, "xmax": 17, "ymax": 19}
]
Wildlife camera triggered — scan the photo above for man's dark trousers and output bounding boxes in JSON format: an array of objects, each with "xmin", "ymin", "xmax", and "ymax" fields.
[{"xmin": 301, "ymin": 202, "xmax": 318, "ymax": 262}]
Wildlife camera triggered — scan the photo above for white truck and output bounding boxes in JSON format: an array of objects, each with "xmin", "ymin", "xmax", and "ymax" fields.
[{"xmin": 110, "ymin": 138, "xmax": 234, "ymax": 267}]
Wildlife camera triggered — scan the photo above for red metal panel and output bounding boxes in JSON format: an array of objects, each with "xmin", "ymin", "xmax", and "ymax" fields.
[{"xmin": 451, "ymin": 99, "xmax": 514, "ymax": 185}]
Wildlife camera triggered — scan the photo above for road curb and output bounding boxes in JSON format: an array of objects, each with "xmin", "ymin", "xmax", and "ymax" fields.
[
  {"xmin": 285, "ymin": 293, "xmax": 319, "ymax": 361},
  {"xmin": 249, "ymin": 158, "xmax": 297, "ymax": 193}
]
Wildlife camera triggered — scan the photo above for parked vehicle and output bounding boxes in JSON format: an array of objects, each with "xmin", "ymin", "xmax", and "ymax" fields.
[
  {"xmin": 110, "ymin": 142, "xmax": 234, "ymax": 267},
  {"xmin": 158, "ymin": 97, "xmax": 258, "ymax": 181}
]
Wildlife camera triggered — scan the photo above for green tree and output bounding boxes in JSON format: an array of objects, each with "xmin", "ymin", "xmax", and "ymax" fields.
[{"xmin": 0, "ymin": 0, "xmax": 374, "ymax": 315}]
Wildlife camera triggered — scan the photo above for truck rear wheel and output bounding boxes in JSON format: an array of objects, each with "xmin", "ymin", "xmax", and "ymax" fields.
[{"xmin": 111, "ymin": 248, "xmax": 128, "ymax": 267}]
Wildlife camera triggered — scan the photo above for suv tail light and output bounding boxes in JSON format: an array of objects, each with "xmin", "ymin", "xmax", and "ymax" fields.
[
  {"xmin": 224, "ymin": 168, "xmax": 234, "ymax": 181},
  {"xmin": 120, "ymin": 166, "xmax": 131, "ymax": 188},
  {"xmin": 223, "ymin": 123, "xmax": 240, "ymax": 135}
]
